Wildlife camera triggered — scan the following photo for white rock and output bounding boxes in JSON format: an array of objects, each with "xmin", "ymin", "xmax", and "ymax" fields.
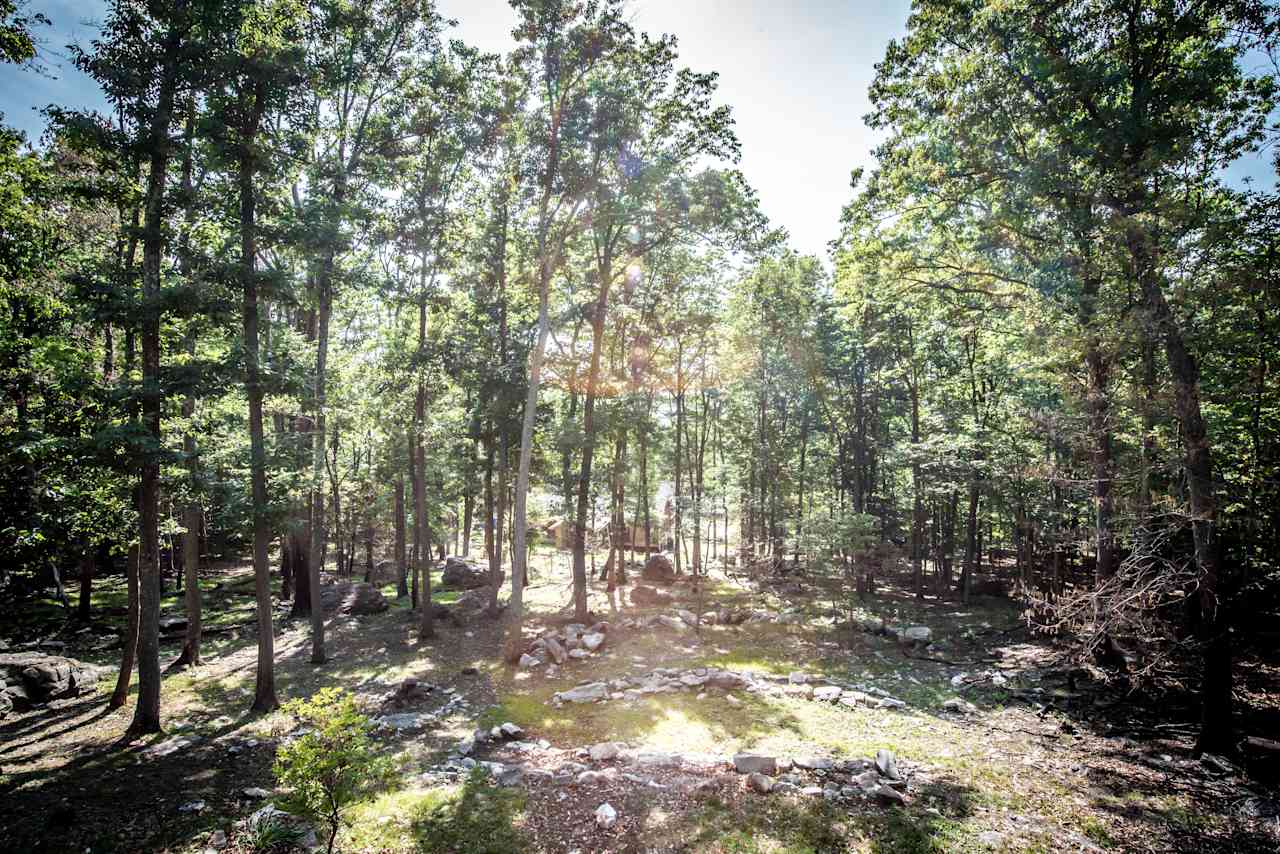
[
  {"xmin": 500, "ymin": 722, "xmax": 524, "ymax": 738},
  {"xmin": 568, "ymin": 649, "xmax": 590, "ymax": 660},
  {"xmin": 813, "ymin": 685, "xmax": 842, "ymax": 702},
  {"xmin": 581, "ymin": 632, "xmax": 605, "ymax": 652},
  {"xmin": 589, "ymin": 742, "xmax": 622, "ymax": 762},
  {"xmin": 733, "ymin": 753, "xmax": 777, "ymax": 774},
  {"xmin": 595, "ymin": 802, "xmax": 618, "ymax": 829},
  {"xmin": 242, "ymin": 787, "xmax": 271, "ymax": 799},
  {"xmin": 902, "ymin": 626, "xmax": 932, "ymax": 644},
  {"xmin": 788, "ymin": 671, "xmax": 809, "ymax": 684},
  {"xmin": 556, "ymin": 682, "xmax": 609, "ymax": 703},
  {"xmin": 942, "ymin": 697, "xmax": 978, "ymax": 715},
  {"xmin": 519, "ymin": 653, "xmax": 541, "ymax": 668}
]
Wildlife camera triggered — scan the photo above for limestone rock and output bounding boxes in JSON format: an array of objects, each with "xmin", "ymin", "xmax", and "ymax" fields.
[
  {"xmin": 556, "ymin": 682, "xmax": 609, "ymax": 704},
  {"xmin": 595, "ymin": 802, "xmax": 618, "ymax": 829},
  {"xmin": 901, "ymin": 626, "xmax": 932, "ymax": 644},
  {"xmin": 875, "ymin": 749, "xmax": 900, "ymax": 780},
  {"xmin": 747, "ymin": 773, "xmax": 774, "ymax": 793},
  {"xmin": 544, "ymin": 636, "xmax": 567, "ymax": 664},
  {"xmin": 581, "ymin": 632, "xmax": 605, "ymax": 653},
  {"xmin": 589, "ymin": 742, "xmax": 622, "ymax": 762},
  {"xmin": 733, "ymin": 753, "xmax": 777, "ymax": 775},
  {"xmin": 942, "ymin": 697, "xmax": 978, "ymax": 715}
]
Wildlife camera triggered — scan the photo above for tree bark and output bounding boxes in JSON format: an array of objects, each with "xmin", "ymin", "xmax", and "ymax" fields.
[
  {"xmin": 572, "ymin": 249, "xmax": 615, "ymax": 621},
  {"xmin": 130, "ymin": 4, "xmax": 186, "ymax": 735},
  {"xmin": 395, "ymin": 474, "xmax": 407, "ymax": 597},
  {"xmin": 240, "ymin": 77, "xmax": 278, "ymax": 715}
]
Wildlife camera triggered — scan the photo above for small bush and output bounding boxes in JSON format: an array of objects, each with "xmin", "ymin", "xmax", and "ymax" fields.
[{"xmin": 274, "ymin": 688, "xmax": 391, "ymax": 854}]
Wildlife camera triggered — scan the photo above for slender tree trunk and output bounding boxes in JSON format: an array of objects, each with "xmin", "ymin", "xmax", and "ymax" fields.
[
  {"xmin": 130, "ymin": 6, "xmax": 186, "ymax": 734},
  {"xmin": 241, "ymin": 78, "xmax": 278, "ymax": 715},
  {"xmin": 109, "ymin": 539, "xmax": 140, "ymax": 709},
  {"xmin": 572, "ymin": 247, "xmax": 615, "ymax": 620},
  {"xmin": 489, "ymin": 432, "xmax": 509, "ymax": 616},
  {"xmin": 395, "ymin": 474, "xmax": 407, "ymax": 597},
  {"xmin": 306, "ymin": 267, "xmax": 333, "ymax": 663},
  {"xmin": 1126, "ymin": 222, "xmax": 1228, "ymax": 754},
  {"xmin": 415, "ymin": 294, "xmax": 434, "ymax": 641},
  {"xmin": 76, "ymin": 550, "xmax": 94, "ymax": 622}
]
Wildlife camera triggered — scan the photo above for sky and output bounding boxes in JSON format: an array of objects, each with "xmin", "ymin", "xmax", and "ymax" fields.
[
  {"xmin": 2, "ymin": 1, "xmax": 1272, "ymax": 260},
  {"xmin": 0, "ymin": 0, "xmax": 910, "ymax": 259}
]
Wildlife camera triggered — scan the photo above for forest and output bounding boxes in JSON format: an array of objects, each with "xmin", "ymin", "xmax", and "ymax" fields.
[{"xmin": 1, "ymin": 0, "xmax": 1278, "ymax": 852}]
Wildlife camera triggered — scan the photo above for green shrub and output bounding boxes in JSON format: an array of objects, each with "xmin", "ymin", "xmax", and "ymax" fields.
[{"xmin": 274, "ymin": 688, "xmax": 391, "ymax": 854}]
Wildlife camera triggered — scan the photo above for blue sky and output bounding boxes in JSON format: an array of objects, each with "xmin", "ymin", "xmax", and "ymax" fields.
[{"xmin": 2, "ymin": 1, "xmax": 1273, "ymax": 260}]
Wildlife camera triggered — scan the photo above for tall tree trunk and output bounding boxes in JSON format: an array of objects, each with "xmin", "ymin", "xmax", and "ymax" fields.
[
  {"xmin": 1126, "ymin": 222, "xmax": 1228, "ymax": 754},
  {"xmin": 395, "ymin": 474, "xmax": 407, "ymax": 597},
  {"xmin": 130, "ymin": 6, "xmax": 186, "ymax": 734},
  {"xmin": 109, "ymin": 539, "xmax": 140, "ymax": 709},
  {"xmin": 572, "ymin": 248, "xmax": 615, "ymax": 621},
  {"xmin": 1079, "ymin": 272, "xmax": 1115, "ymax": 583},
  {"xmin": 306, "ymin": 269, "xmax": 332, "ymax": 663},
  {"xmin": 171, "ymin": 102, "xmax": 202, "ymax": 670},
  {"xmin": 489, "ymin": 432, "xmax": 509, "ymax": 617},
  {"xmin": 415, "ymin": 294, "xmax": 434, "ymax": 641},
  {"xmin": 76, "ymin": 550, "xmax": 94, "ymax": 623},
  {"xmin": 241, "ymin": 78, "xmax": 278, "ymax": 715}
]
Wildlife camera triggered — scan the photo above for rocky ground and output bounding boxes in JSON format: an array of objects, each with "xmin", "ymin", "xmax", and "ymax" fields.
[{"xmin": 1, "ymin": 550, "xmax": 1278, "ymax": 853}]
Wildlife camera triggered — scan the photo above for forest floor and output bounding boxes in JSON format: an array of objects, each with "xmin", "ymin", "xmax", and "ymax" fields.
[{"xmin": 2, "ymin": 549, "xmax": 1279, "ymax": 854}]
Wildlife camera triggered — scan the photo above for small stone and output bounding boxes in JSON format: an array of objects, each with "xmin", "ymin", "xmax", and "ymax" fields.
[
  {"xmin": 875, "ymin": 784, "xmax": 907, "ymax": 805},
  {"xmin": 801, "ymin": 785, "xmax": 824, "ymax": 797},
  {"xmin": 208, "ymin": 829, "xmax": 228, "ymax": 850},
  {"xmin": 812, "ymin": 685, "xmax": 842, "ymax": 702},
  {"xmin": 942, "ymin": 697, "xmax": 978, "ymax": 715},
  {"xmin": 519, "ymin": 653, "xmax": 540, "ymax": 668},
  {"xmin": 875, "ymin": 749, "xmax": 900, "ymax": 780},
  {"xmin": 178, "ymin": 800, "xmax": 206, "ymax": 814},
  {"xmin": 544, "ymin": 637, "xmax": 567, "ymax": 664},
  {"xmin": 568, "ymin": 649, "xmax": 590, "ymax": 660},
  {"xmin": 242, "ymin": 786, "xmax": 271, "ymax": 799},
  {"xmin": 581, "ymin": 632, "xmax": 605, "ymax": 652},
  {"xmin": 788, "ymin": 671, "xmax": 808, "ymax": 684},
  {"xmin": 747, "ymin": 773, "xmax": 774, "ymax": 793},
  {"xmin": 902, "ymin": 626, "xmax": 932, "ymax": 644},
  {"xmin": 794, "ymin": 755, "xmax": 832, "ymax": 771},
  {"xmin": 500, "ymin": 722, "xmax": 524, "ymax": 739},
  {"xmin": 589, "ymin": 742, "xmax": 621, "ymax": 762},
  {"xmin": 733, "ymin": 753, "xmax": 777, "ymax": 775},
  {"xmin": 595, "ymin": 802, "xmax": 618, "ymax": 829},
  {"xmin": 556, "ymin": 682, "xmax": 609, "ymax": 704}
]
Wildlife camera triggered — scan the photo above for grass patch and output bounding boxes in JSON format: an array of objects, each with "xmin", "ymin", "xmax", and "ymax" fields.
[{"xmin": 408, "ymin": 770, "xmax": 527, "ymax": 854}]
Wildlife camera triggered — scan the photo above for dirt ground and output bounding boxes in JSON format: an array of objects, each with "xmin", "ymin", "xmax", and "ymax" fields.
[{"xmin": 2, "ymin": 549, "xmax": 1278, "ymax": 853}]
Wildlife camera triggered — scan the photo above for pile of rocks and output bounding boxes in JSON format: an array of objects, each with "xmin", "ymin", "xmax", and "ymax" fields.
[
  {"xmin": 549, "ymin": 666, "xmax": 909, "ymax": 712},
  {"xmin": 384, "ymin": 676, "xmax": 436, "ymax": 708},
  {"xmin": 371, "ymin": 683, "xmax": 469, "ymax": 732},
  {"xmin": 427, "ymin": 732, "xmax": 915, "ymax": 810},
  {"xmin": 729, "ymin": 747, "xmax": 911, "ymax": 805},
  {"xmin": 518, "ymin": 621, "xmax": 610, "ymax": 671},
  {"xmin": 849, "ymin": 616, "xmax": 935, "ymax": 647}
]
